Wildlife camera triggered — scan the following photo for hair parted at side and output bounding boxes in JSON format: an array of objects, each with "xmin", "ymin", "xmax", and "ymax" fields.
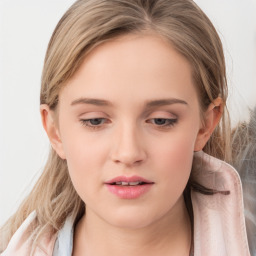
[{"xmin": 0, "ymin": 0, "xmax": 231, "ymax": 253}]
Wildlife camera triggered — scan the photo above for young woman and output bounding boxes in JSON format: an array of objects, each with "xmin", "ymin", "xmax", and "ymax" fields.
[{"xmin": 0, "ymin": 0, "xmax": 251, "ymax": 255}]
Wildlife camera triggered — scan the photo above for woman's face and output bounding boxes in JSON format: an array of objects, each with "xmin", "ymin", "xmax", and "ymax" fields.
[{"xmin": 53, "ymin": 34, "xmax": 204, "ymax": 229}]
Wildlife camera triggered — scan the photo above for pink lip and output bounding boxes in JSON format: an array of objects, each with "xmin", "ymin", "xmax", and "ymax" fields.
[{"xmin": 105, "ymin": 175, "xmax": 154, "ymax": 199}]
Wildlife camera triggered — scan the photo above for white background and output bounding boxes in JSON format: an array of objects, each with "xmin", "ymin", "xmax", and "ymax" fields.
[{"xmin": 0, "ymin": 0, "xmax": 256, "ymax": 226}]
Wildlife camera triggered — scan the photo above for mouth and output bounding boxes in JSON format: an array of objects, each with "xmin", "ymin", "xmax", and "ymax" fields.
[
  {"xmin": 105, "ymin": 175, "xmax": 154, "ymax": 186},
  {"xmin": 107, "ymin": 181, "xmax": 151, "ymax": 186},
  {"xmin": 105, "ymin": 176, "xmax": 154, "ymax": 199}
]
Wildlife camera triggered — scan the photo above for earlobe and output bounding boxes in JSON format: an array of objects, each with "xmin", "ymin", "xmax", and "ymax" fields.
[
  {"xmin": 40, "ymin": 104, "xmax": 66, "ymax": 159},
  {"xmin": 194, "ymin": 97, "xmax": 223, "ymax": 152}
]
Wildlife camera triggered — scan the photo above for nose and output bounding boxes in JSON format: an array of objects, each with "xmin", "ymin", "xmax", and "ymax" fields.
[{"xmin": 110, "ymin": 123, "xmax": 147, "ymax": 166}]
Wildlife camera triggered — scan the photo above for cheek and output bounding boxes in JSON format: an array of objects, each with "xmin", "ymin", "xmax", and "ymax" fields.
[
  {"xmin": 60, "ymin": 119, "xmax": 108, "ymax": 169},
  {"xmin": 60, "ymin": 126, "xmax": 122, "ymax": 208},
  {"xmin": 59, "ymin": 127, "xmax": 106, "ymax": 200},
  {"xmin": 151, "ymin": 131, "xmax": 196, "ymax": 192},
  {"xmin": 153, "ymin": 128, "xmax": 196, "ymax": 167},
  {"xmin": 64, "ymin": 148, "xmax": 101, "ymax": 205},
  {"xmin": 63, "ymin": 141, "xmax": 93, "ymax": 201}
]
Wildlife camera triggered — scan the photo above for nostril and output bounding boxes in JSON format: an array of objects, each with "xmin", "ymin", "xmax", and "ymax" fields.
[{"xmin": 112, "ymin": 156, "xmax": 145, "ymax": 166}]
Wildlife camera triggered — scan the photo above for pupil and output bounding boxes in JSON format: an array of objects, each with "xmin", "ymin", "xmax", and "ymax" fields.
[
  {"xmin": 90, "ymin": 118, "xmax": 102, "ymax": 125},
  {"xmin": 155, "ymin": 118, "xmax": 166, "ymax": 125}
]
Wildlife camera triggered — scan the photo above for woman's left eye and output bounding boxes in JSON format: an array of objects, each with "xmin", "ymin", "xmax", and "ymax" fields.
[{"xmin": 147, "ymin": 118, "xmax": 178, "ymax": 127}]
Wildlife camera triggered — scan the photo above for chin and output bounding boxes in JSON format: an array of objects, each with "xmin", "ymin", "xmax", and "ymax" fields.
[{"xmin": 102, "ymin": 206, "xmax": 162, "ymax": 230}]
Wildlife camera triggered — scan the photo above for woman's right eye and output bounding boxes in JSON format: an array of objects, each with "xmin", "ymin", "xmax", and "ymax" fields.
[{"xmin": 80, "ymin": 118, "xmax": 107, "ymax": 130}]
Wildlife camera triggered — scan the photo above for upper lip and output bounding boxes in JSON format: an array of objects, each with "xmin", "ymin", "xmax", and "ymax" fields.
[{"xmin": 105, "ymin": 175, "xmax": 154, "ymax": 184}]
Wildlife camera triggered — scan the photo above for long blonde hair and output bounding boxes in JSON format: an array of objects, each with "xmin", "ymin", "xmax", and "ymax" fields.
[{"xmin": 0, "ymin": 0, "xmax": 231, "ymax": 253}]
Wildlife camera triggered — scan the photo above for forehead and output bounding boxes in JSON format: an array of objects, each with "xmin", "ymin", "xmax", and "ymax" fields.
[{"xmin": 59, "ymin": 33, "xmax": 198, "ymax": 109}]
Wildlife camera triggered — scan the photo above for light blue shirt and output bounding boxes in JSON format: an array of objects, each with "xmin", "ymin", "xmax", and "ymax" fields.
[{"xmin": 53, "ymin": 215, "xmax": 74, "ymax": 256}]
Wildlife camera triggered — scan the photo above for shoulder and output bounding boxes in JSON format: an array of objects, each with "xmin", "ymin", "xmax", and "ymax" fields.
[{"xmin": 1, "ymin": 211, "xmax": 57, "ymax": 256}]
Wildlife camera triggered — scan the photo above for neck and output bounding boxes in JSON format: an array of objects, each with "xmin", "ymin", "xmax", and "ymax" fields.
[{"xmin": 73, "ymin": 197, "xmax": 191, "ymax": 256}]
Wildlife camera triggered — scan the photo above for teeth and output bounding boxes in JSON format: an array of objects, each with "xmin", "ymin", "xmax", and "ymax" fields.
[
  {"xmin": 114, "ymin": 181, "xmax": 142, "ymax": 186},
  {"xmin": 129, "ymin": 181, "xmax": 141, "ymax": 186}
]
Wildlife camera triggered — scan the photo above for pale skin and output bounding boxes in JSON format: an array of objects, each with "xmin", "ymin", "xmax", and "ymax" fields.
[{"xmin": 41, "ymin": 33, "xmax": 223, "ymax": 256}]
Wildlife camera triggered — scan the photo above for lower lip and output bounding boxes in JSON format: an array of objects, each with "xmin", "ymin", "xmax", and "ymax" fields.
[{"xmin": 105, "ymin": 184, "xmax": 153, "ymax": 199}]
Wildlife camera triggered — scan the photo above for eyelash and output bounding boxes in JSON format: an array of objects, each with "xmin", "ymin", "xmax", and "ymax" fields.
[
  {"xmin": 146, "ymin": 118, "xmax": 178, "ymax": 127},
  {"xmin": 80, "ymin": 118, "xmax": 108, "ymax": 130},
  {"xmin": 80, "ymin": 118, "xmax": 178, "ymax": 130}
]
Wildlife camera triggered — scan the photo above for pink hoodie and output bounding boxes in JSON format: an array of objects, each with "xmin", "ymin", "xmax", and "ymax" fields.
[{"xmin": 0, "ymin": 152, "xmax": 251, "ymax": 255}]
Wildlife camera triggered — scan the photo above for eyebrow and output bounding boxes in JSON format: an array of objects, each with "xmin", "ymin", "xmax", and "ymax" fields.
[
  {"xmin": 71, "ymin": 97, "xmax": 188, "ymax": 107},
  {"xmin": 71, "ymin": 98, "xmax": 112, "ymax": 106}
]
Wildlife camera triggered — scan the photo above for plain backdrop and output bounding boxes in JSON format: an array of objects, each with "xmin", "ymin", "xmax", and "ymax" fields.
[{"xmin": 0, "ymin": 0, "xmax": 256, "ymax": 226}]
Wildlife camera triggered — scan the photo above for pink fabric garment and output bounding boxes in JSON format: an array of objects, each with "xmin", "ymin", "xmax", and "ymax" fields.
[
  {"xmin": 192, "ymin": 151, "xmax": 251, "ymax": 256},
  {"xmin": 0, "ymin": 211, "xmax": 56, "ymax": 256},
  {"xmin": 0, "ymin": 151, "xmax": 251, "ymax": 256}
]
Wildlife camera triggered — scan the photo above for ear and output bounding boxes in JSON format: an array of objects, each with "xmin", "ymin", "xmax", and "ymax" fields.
[
  {"xmin": 194, "ymin": 97, "xmax": 223, "ymax": 152},
  {"xmin": 40, "ymin": 104, "xmax": 66, "ymax": 159}
]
